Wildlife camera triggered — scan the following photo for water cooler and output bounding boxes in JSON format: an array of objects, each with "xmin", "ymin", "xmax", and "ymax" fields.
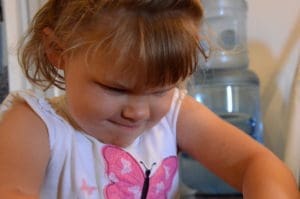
[{"xmin": 180, "ymin": 0, "xmax": 264, "ymax": 196}]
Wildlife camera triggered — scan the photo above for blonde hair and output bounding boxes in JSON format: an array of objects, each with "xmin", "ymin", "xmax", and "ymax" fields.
[{"xmin": 18, "ymin": 0, "xmax": 204, "ymax": 90}]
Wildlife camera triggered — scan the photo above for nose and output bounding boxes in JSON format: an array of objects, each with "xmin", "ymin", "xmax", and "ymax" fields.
[{"xmin": 121, "ymin": 95, "xmax": 150, "ymax": 122}]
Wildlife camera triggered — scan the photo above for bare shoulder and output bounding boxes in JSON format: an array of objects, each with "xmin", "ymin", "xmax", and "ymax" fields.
[
  {"xmin": 177, "ymin": 96, "xmax": 253, "ymax": 147},
  {"xmin": 176, "ymin": 95, "xmax": 220, "ymax": 152},
  {"xmin": 0, "ymin": 100, "xmax": 50, "ymax": 197},
  {"xmin": 177, "ymin": 95, "xmax": 271, "ymax": 185},
  {"xmin": 178, "ymin": 95, "xmax": 267, "ymax": 165},
  {"xmin": 177, "ymin": 95, "xmax": 264, "ymax": 155}
]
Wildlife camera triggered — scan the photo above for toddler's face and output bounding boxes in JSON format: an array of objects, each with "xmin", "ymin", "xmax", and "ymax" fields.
[{"xmin": 62, "ymin": 50, "xmax": 176, "ymax": 147}]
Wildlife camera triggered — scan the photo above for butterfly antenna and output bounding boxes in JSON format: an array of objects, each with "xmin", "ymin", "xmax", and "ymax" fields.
[
  {"xmin": 150, "ymin": 162, "xmax": 157, "ymax": 170},
  {"xmin": 139, "ymin": 161, "xmax": 157, "ymax": 171}
]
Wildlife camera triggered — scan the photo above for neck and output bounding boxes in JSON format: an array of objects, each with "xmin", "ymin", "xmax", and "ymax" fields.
[{"xmin": 48, "ymin": 95, "xmax": 83, "ymax": 131}]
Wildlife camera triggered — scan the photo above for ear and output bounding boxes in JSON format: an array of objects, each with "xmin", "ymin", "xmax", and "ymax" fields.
[{"xmin": 42, "ymin": 27, "xmax": 65, "ymax": 69}]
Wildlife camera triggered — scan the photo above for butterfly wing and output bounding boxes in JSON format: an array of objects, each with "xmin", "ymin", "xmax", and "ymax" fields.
[
  {"xmin": 147, "ymin": 156, "xmax": 178, "ymax": 199},
  {"xmin": 102, "ymin": 145, "xmax": 145, "ymax": 199}
]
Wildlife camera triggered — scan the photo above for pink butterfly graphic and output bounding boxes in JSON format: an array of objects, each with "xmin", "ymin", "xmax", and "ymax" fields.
[{"xmin": 102, "ymin": 145, "xmax": 178, "ymax": 199}]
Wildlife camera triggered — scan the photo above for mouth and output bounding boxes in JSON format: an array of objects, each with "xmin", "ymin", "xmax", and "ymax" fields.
[{"xmin": 108, "ymin": 120, "xmax": 143, "ymax": 130}]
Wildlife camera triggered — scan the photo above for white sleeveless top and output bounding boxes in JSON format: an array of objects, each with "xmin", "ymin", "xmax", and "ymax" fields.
[{"xmin": 0, "ymin": 88, "xmax": 186, "ymax": 199}]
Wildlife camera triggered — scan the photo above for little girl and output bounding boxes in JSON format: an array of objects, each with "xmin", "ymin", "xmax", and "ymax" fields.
[{"xmin": 0, "ymin": 0, "xmax": 298, "ymax": 198}]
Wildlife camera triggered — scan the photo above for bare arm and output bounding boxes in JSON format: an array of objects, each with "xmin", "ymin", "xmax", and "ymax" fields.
[
  {"xmin": 177, "ymin": 96, "xmax": 298, "ymax": 198},
  {"xmin": 0, "ymin": 101, "xmax": 50, "ymax": 199}
]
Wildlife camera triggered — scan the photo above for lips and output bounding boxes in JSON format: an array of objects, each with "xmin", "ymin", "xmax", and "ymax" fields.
[{"xmin": 108, "ymin": 120, "xmax": 142, "ymax": 130}]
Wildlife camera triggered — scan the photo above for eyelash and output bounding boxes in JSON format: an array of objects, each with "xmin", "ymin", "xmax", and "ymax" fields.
[
  {"xmin": 93, "ymin": 81, "xmax": 124, "ymax": 93},
  {"xmin": 153, "ymin": 90, "xmax": 168, "ymax": 96},
  {"xmin": 94, "ymin": 81, "xmax": 171, "ymax": 96},
  {"xmin": 102, "ymin": 85, "xmax": 126, "ymax": 93}
]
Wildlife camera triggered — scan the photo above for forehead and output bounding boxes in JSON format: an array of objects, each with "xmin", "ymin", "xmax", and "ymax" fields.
[
  {"xmin": 72, "ymin": 42, "xmax": 178, "ymax": 91},
  {"xmin": 82, "ymin": 49, "xmax": 173, "ymax": 92}
]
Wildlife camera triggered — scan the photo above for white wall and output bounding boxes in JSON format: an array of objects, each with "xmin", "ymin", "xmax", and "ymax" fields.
[
  {"xmin": 2, "ymin": 0, "xmax": 31, "ymax": 91},
  {"xmin": 247, "ymin": 0, "xmax": 299, "ymax": 157},
  {"xmin": 2, "ymin": 0, "xmax": 60, "ymax": 96}
]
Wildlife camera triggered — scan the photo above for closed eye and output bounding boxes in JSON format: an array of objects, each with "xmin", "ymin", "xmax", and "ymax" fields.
[
  {"xmin": 152, "ymin": 87, "xmax": 174, "ymax": 96},
  {"xmin": 152, "ymin": 90, "xmax": 168, "ymax": 96},
  {"xmin": 94, "ymin": 81, "xmax": 127, "ymax": 94},
  {"xmin": 104, "ymin": 86, "xmax": 126, "ymax": 93}
]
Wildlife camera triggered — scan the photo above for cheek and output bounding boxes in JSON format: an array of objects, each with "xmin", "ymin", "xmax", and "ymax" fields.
[
  {"xmin": 150, "ymin": 94, "xmax": 174, "ymax": 122},
  {"xmin": 78, "ymin": 96, "xmax": 117, "ymax": 117},
  {"xmin": 65, "ymin": 88, "xmax": 118, "ymax": 122}
]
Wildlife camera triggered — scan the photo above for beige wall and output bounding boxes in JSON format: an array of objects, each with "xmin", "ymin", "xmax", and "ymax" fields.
[{"xmin": 247, "ymin": 0, "xmax": 300, "ymax": 159}]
